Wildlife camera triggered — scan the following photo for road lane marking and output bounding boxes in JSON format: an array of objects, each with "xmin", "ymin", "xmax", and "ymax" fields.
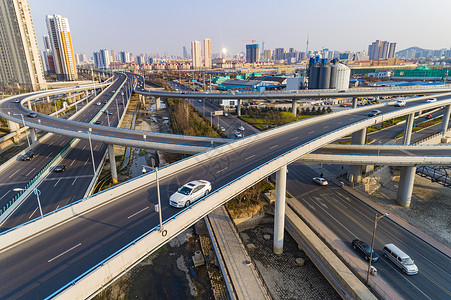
[
  {"xmin": 324, "ymin": 125, "xmax": 329, "ymax": 129},
  {"xmin": 56, "ymin": 205, "xmax": 60, "ymax": 210},
  {"xmin": 127, "ymin": 206, "xmax": 149, "ymax": 219},
  {"xmin": 216, "ymin": 167, "xmax": 228, "ymax": 174},
  {"xmin": 54, "ymin": 179, "xmax": 61, "ymax": 187},
  {"xmin": 0, "ymin": 191, "xmax": 10, "ymax": 201},
  {"xmin": 84, "ymin": 159, "xmax": 89, "ymax": 165},
  {"xmin": 48, "ymin": 141, "xmax": 54, "ymax": 147},
  {"xmin": 70, "ymin": 159, "xmax": 76, "ymax": 166},
  {"xmin": 337, "ymin": 122, "xmax": 342, "ymax": 125},
  {"xmin": 94, "ymin": 145, "xmax": 98, "ymax": 151},
  {"xmin": 290, "ymin": 137, "xmax": 299, "ymax": 141},
  {"xmin": 245, "ymin": 155, "xmax": 255, "ymax": 160},
  {"xmin": 29, "ymin": 207, "xmax": 38, "ymax": 219},
  {"xmin": 48, "ymin": 243, "xmax": 81, "ymax": 263},
  {"xmin": 59, "ymin": 141, "xmax": 65, "ymax": 146},
  {"xmin": 9, "ymin": 169, "xmax": 20, "ymax": 178},
  {"xmin": 82, "ymin": 145, "xmax": 86, "ymax": 151},
  {"xmin": 47, "ymin": 152, "xmax": 53, "ymax": 157},
  {"xmin": 72, "ymin": 178, "xmax": 77, "ymax": 185},
  {"xmin": 269, "ymin": 145, "xmax": 278, "ymax": 150},
  {"xmin": 309, "ymin": 131, "xmax": 315, "ymax": 134},
  {"xmin": 26, "ymin": 167, "xmax": 36, "ymax": 177}
]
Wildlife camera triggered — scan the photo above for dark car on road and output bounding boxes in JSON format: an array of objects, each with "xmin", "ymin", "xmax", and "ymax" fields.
[
  {"xmin": 352, "ymin": 239, "xmax": 379, "ymax": 262},
  {"xmin": 95, "ymin": 120, "xmax": 101, "ymax": 124},
  {"xmin": 22, "ymin": 153, "xmax": 35, "ymax": 161},
  {"xmin": 27, "ymin": 112, "xmax": 37, "ymax": 118},
  {"xmin": 368, "ymin": 109, "xmax": 381, "ymax": 117},
  {"xmin": 54, "ymin": 165, "xmax": 66, "ymax": 173}
]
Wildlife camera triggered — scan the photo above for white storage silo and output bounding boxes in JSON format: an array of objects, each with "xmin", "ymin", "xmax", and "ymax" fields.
[{"xmin": 335, "ymin": 63, "xmax": 351, "ymax": 90}]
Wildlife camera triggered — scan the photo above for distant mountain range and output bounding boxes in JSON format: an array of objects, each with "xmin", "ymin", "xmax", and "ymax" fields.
[{"xmin": 396, "ymin": 47, "xmax": 450, "ymax": 58}]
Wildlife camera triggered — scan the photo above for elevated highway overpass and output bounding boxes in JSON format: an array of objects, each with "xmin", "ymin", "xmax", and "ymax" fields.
[{"xmin": 0, "ymin": 74, "xmax": 450, "ymax": 299}]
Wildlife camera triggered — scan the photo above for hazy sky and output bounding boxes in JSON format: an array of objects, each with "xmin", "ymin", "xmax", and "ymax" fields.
[{"xmin": 29, "ymin": 0, "xmax": 451, "ymax": 57}]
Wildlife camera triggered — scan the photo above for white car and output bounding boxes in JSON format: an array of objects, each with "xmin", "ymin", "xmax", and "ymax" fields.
[
  {"xmin": 96, "ymin": 102, "xmax": 102, "ymax": 106},
  {"xmin": 313, "ymin": 177, "xmax": 328, "ymax": 186},
  {"xmin": 394, "ymin": 100, "xmax": 406, "ymax": 107},
  {"xmin": 221, "ymin": 126, "xmax": 226, "ymax": 132},
  {"xmin": 238, "ymin": 125, "xmax": 245, "ymax": 131},
  {"xmin": 169, "ymin": 180, "xmax": 212, "ymax": 208},
  {"xmin": 235, "ymin": 132, "xmax": 242, "ymax": 138},
  {"xmin": 426, "ymin": 98, "xmax": 437, "ymax": 103}
]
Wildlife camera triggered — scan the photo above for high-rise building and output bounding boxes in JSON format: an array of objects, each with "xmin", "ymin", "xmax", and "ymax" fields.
[
  {"xmin": 183, "ymin": 46, "xmax": 188, "ymax": 59},
  {"xmin": 274, "ymin": 48, "xmax": 285, "ymax": 60},
  {"xmin": 0, "ymin": 0, "xmax": 47, "ymax": 90},
  {"xmin": 45, "ymin": 14, "xmax": 77, "ymax": 80},
  {"xmin": 42, "ymin": 35, "xmax": 54, "ymax": 75},
  {"xmin": 191, "ymin": 40, "xmax": 202, "ymax": 69},
  {"xmin": 263, "ymin": 49, "xmax": 272, "ymax": 61},
  {"xmin": 99, "ymin": 49, "xmax": 110, "ymax": 69},
  {"xmin": 246, "ymin": 44, "xmax": 260, "ymax": 63},
  {"xmin": 119, "ymin": 51, "xmax": 130, "ymax": 63},
  {"xmin": 110, "ymin": 49, "xmax": 116, "ymax": 62},
  {"xmin": 368, "ymin": 40, "xmax": 396, "ymax": 60},
  {"xmin": 203, "ymin": 38, "xmax": 211, "ymax": 68}
]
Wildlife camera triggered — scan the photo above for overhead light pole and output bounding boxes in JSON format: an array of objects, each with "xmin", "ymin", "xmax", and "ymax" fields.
[
  {"xmin": 366, "ymin": 212, "xmax": 389, "ymax": 285},
  {"xmin": 14, "ymin": 113, "xmax": 31, "ymax": 148},
  {"xmin": 87, "ymin": 128, "xmax": 96, "ymax": 175},
  {"xmin": 13, "ymin": 188, "xmax": 42, "ymax": 218},
  {"xmin": 142, "ymin": 165, "xmax": 164, "ymax": 233}
]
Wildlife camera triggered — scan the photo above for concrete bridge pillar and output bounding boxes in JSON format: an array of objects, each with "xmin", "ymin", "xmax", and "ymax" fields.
[
  {"xmin": 292, "ymin": 100, "xmax": 298, "ymax": 117},
  {"xmin": 347, "ymin": 128, "xmax": 367, "ymax": 183},
  {"xmin": 27, "ymin": 100, "xmax": 32, "ymax": 109},
  {"xmin": 30, "ymin": 128, "xmax": 37, "ymax": 143},
  {"xmin": 108, "ymin": 144, "xmax": 118, "ymax": 184},
  {"xmin": 403, "ymin": 113, "xmax": 415, "ymax": 145},
  {"xmin": 46, "ymin": 96, "xmax": 50, "ymax": 103},
  {"xmin": 237, "ymin": 99, "xmax": 242, "ymax": 116},
  {"xmin": 274, "ymin": 164, "xmax": 287, "ymax": 255},
  {"xmin": 352, "ymin": 97, "xmax": 358, "ymax": 109},
  {"xmin": 155, "ymin": 97, "xmax": 161, "ymax": 111},
  {"xmin": 440, "ymin": 104, "xmax": 451, "ymax": 136},
  {"xmin": 7, "ymin": 120, "xmax": 20, "ymax": 132},
  {"xmin": 141, "ymin": 95, "xmax": 146, "ymax": 105},
  {"xmin": 396, "ymin": 166, "xmax": 416, "ymax": 207}
]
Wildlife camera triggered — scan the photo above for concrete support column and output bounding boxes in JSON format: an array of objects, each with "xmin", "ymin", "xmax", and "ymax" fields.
[
  {"xmin": 274, "ymin": 165, "xmax": 287, "ymax": 255},
  {"xmin": 46, "ymin": 96, "xmax": 50, "ymax": 103},
  {"xmin": 237, "ymin": 99, "xmax": 242, "ymax": 116},
  {"xmin": 27, "ymin": 100, "xmax": 32, "ymax": 109},
  {"xmin": 108, "ymin": 144, "xmax": 118, "ymax": 184},
  {"xmin": 141, "ymin": 95, "xmax": 146, "ymax": 105},
  {"xmin": 347, "ymin": 128, "xmax": 367, "ymax": 183},
  {"xmin": 440, "ymin": 104, "xmax": 451, "ymax": 136},
  {"xmin": 396, "ymin": 166, "xmax": 416, "ymax": 207},
  {"xmin": 352, "ymin": 97, "xmax": 358, "ymax": 109},
  {"xmin": 30, "ymin": 128, "xmax": 37, "ymax": 143},
  {"xmin": 292, "ymin": 100, "xmax": 298, "ymax": 117},
  {"xmin": 403, "ymin": 113, "xmax": 415, "ymax": 145},
  {"xmin": 7, "ymin": 120, "xmax": 20, "ymax": 132},
  {"xmin": 155, "ymin": 97, "xmax": 161, "ymax": 111}
]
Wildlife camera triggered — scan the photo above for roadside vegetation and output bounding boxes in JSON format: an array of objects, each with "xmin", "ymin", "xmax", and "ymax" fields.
[{"xmin": 226, "ymin": 180, "xmax": 273, "ymax": 219}]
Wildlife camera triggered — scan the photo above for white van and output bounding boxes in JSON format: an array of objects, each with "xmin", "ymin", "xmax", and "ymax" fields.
[{"xmin": 383, "ymin": 244, "xmax": 418, "ymax": 275}]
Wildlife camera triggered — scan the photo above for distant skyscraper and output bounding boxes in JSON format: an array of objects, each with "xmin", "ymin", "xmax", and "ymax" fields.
[
  {"xmin": 388, "ymin": 43, "xmax": 396, "ymax": 59},
  {"xmin": 42, "ymin": 35, "xmax": 54, "ymax": 74},
  {"xmin": 368, "ymin": 40, "xmax": 396, "ymax": 60},
  {"xmin": 274, "ymin": 48, "xmax": 285, "ymax": 60},
  {"xmin": 99, "ymin": 49, "xmax": 110, "ymax": 69},
  {"xmin": 263, "ymin": 49, "xmax": 272, "ymax": 61},
  {"xmin": 46, "ymin": 14, "xmax": 77, "ymax": 80},
  {"xmin": 119, "ymin": 51, "xmax": 130, "ymax": 63},
  {"xmin": 203, "ymin": 38, "xmax": 211, "ymax": 68},
  {"xmin": 246, "ymin": 44, "xmax": 260, "ymax": 63},
  {"xmin": 0, "ymin": 0, "xmax": 47, "ymax": 90},
  {"xmin": 191, "ymin": 41, "xmax": 202, "ymax": 69},
  {"xmin": 110, "ymin": 49, "xmax": 116, "ymax": 62},
  {"xmin": 183, "ymin": 46, "xmax": 188, "ymax": 59}
]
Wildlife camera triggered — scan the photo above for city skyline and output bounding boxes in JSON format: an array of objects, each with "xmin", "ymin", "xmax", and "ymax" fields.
[{"xmin": 29, "ymin": 0, "xmax": 451, "ymax": 57}]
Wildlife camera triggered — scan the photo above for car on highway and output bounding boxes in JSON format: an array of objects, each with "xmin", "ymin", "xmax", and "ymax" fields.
[
  {"xmin": 383, "ymin": 244, "xmax": 418, "ymax": 275},
  {"xmin": 27, "ymin": 112, "xmax": 37, "ymax": 118},
  {"xmin": 426, "ymin": 98, "xmax": 437, "ymax": 103},
  {"xmin": 352, "ymin": 239, "xmax": 379, "ymax": 262},
  {"xmin": 238, "ymin": 125, "xmax": 245, "ymax": 131},
  {"xmin": 221, "ymin": 126, "xmax": 226, "ymax": 132},
  {"xmin": 94, "ymin": 120, "xmax": 101, "ymax": 124},
  {"xmin": 96, "ymin": 102, "xmax": 102, "ymax": 106},
  {"xmin": 312, "ymin": 177, "xmax": 328, "ymax": 186},
  {"xmin": 394, "ymin": 100, "xmax": 406, "ymax": 107},
  {"xmin": 368, "ymin": 109, "xmax": 381, "ymax": 117},
  {"xmin": 103, "ymin": 110, "xmax": 113, "ymax": 115},
  {"xmin": 235, "ymin": 132, "xmax": 242, "ymax": 138},
  {"xmin": 54, "ymin": 165, "xmax": 66, "ymax": 173},
  {"xmin": 22, "ymin": 152, "xmax": 35, "ymax": 161},
  {"xmin": 198, "ymin": 99, "xmax": 202, "ymax": 102},
  {"xmin": 169, "ymin": 180, "xmax": 212, "ymax": 208},
  {"xmin": 13, "ymin": 99, "xmax": 20, "ymax": 103},
  {"xmin": 425, "ymin": 114, "xmax": 433, "ymax": 119}
]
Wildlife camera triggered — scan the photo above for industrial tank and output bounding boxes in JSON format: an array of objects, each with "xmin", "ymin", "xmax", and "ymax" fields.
[
  {"xmin": 329, "ymin": 64, "xmax": 338, "ymax": 89},
  {"xmin": 336, "ymin": 63, "xmax": 351, "ymax": 90},
  {"xmin": 308, "ymin": 65, "xmax": 320, "ymax": 89},
  {"xmin": 319, "ymin": 65, "xmax": 331, "ymax": 89}
]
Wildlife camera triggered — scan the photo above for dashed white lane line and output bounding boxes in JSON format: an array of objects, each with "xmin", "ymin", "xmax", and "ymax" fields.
[
  {"xmin": 245, "ymin": 155, "xmax": 255, "ymax": 160},
  {"xmin": 29, "ymin": 207, "xmax": 38, "ymax": 219},
  {"xmin": 0, "ymin": 191, "xmax": 10, "ymax": 201},
  {"xmin": 48, "ymin": 141, "xmax": 54, "ymax": 147},
  {"xmin": 72, "ymin": 178, "xmax": 77, "ymax": 185},
  {"xmin": 84, "ymin": 159, "xmax": 89, "ymax": 166},
  {"xmin": 47, "ymin": 152, "xmax": 53, "ymax": 158},
  {"xmin": 127, "ymin": 206, "xmax": 149, "ymax": 219},
  {"xmin": 70, "ymin": 159, "xmax": 76, "ymax": 166},
  {"xmin": 269, "ymin": 145, "xmax": 278, "ymax": 150},
  {"xmin": 309, "ymin": 131, "xmax": 315, "ymax": 134},
  {"xmin": 9, "ymin": 169, "xmax": 20, "ymax": 178},
  {"xmin": 94, "ymin": 145, "xmax": 98, "ymax": 151},
  {"xmin": 54, "ymin": 179, "xmax": 61, "ymax": 187},
  {"xmin": 26, "ymin": 167, "xmax": 36, "ymax": 177},
  {"xmin": 59, "ymin": 141, "xmax": 65, "ymax": 146},
  {"xmin": 82, "ymin": 145, "xmax": 86, "ymax": 151},
  {"xmin": 216, "ymin": 167, "xmax": 228, "ymax": 174},
  {"xmin": 324, "ymin": 125, "xmax": 329, "ymax": 129},
  {"xmin": 48, "ymin": 243, "xmax": 81, "ymax": 263},
  {"xmin": 291, "ymin": 137, "xmax": 299, "ymax": 141}
]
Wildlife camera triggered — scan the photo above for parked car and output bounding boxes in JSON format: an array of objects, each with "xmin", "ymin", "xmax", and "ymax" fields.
[
  {"xmin": 54, "ymin": 165, "xmax": 66, "ymax": 173},
  {"xmin": 169, "ymin": 180, "xmax": 212, "ymax": 208},
  {"xmin": 352, "ymin": 239, "xmax": 379, "ymax": 262},
  {"xmin": 426, "ymin": 98, "xmax": 437, "ymax": 103},
  {"xmin": 27, "ymin": 112, "xmax": 37, "ymax": 118},
  {"xmin": 22, "ymin": 152, "xmax": 35, "ymax": 161},
  {"xmin": 383, "ymin": 244, "xmax": 418, "ymax": 275},
  {"xmin": 368, "ymin": 109, "xmax": 381, "ymax": 117},
  {"xmin": 394, "ymin": 100, "xmax": 406, "ymax": 107},
  {"xmin": 313, "ymin": 177, "xmax": 328, "ymax": 186}
]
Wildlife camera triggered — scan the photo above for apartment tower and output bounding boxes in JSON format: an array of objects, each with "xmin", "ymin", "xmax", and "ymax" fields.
[
  {"xmin": 191, "ymin": 40, "xmax": 202, "ymax": 69},
  {"xmin": 203, "ymin": 38, "xmax": 211, "ymax": 69}
]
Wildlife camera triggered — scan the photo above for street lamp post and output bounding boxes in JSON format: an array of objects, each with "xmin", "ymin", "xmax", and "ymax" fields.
[
  {"xmin": 13, "ymin": 188, "xmax": 42, "ymax": 218},
  {"xmin": 115, "ymin": 99, "xmax": 120, "ymax": 118},
  {"xmin": 142, "ymin": 165, "xmax": 164, "ymax": 233},
  {"xmin": 366, "ymin": 212, "xmax": 389, "ymax": 285},
  {"xmin": 87, "ymin": 128, "xmax": 96, "ymax": 175},
  {"xmin": 106, "ymin": 111, "xmax": 110, "ymax": 126},
  {"xmin": 14, "ymin": 113, "xmax": 31, "ymax": 148}
]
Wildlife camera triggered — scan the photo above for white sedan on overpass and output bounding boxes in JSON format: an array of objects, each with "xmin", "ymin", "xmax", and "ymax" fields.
[{"xmin": 169, "ymin": 180, "xmax": 212, "ymax": 208}]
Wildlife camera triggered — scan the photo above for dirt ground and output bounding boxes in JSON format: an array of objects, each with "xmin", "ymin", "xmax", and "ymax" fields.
[{"xmin": 357, "ymin": 167, "xmax": 451, "ymax": 248}]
